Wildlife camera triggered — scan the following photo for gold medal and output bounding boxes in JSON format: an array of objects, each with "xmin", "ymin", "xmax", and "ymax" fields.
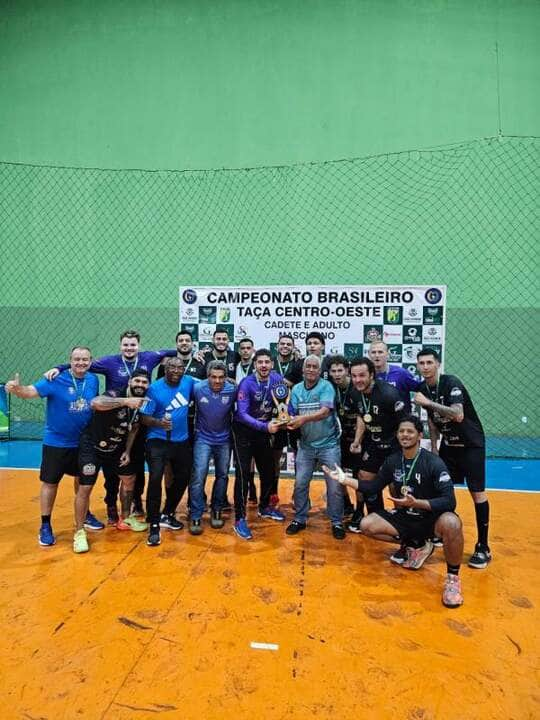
[
  {"xmin": 363, "ymin": 413, "xmax": 372, "ymax": 423},
  {"xmin": 401, "ymin": 485, "xmax": 412, "ymax": 496},
  {"xmin": 75, "ymin": 398, "xmax": 86, "ymax": 410}
]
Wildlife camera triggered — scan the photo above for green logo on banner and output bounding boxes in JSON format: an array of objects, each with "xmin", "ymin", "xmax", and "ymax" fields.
[
  {"xmin": 344, "ymin": 343, "xmax": 363, "ymax": 359},
  {"xmin": 423, "ymin": 306, "xmax": 443, "ymax": 325},
  {"xmin": 384, "ymin": 306, "xmax": 403, "ymax": 324}
]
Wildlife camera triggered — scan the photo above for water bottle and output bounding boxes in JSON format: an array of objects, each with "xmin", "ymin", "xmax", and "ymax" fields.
[{"xmin": 164, "ymin": 411, "xmax": 172, "ymax": 441}]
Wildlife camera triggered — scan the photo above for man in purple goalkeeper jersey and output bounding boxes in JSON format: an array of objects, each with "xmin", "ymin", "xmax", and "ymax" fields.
[
  {"xmin": 44, "ymin": 329, "xmax": 177, "ymax": 393},
  {"xmin": 231, "ymin": 349, "xmax": 287, "ymax": 540},
  {"xmin": 368, "ymin": 341, "xmax": 420, "ymax": 412},
  {"xmin": 43, "ymin": 330, "xmax": 177, "ymax": 518}
]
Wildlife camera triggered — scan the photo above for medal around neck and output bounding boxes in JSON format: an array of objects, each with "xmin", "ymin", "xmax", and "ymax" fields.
[
  {"xmin": 401, "ymin": 485, "xmax": 413, "ymax": 496},
  {"xmin": 271, "ymin": 382, "xmax": 291, "ymax": 424}
]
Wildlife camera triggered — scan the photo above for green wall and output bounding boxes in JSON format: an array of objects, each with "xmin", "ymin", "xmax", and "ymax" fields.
[{"xmin": 0, "ymin": 1, "xmax": 538, "ymax": 451}]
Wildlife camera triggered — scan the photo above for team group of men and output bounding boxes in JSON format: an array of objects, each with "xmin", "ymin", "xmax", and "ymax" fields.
[{"xmin": 6, "ymin": 326, "xmax": 491, "ymax": 609}]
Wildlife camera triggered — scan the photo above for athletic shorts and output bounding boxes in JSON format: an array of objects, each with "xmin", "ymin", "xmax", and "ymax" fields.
[
  {"xmin": 40, "ymin": 445, "xmax": 79, "ymax": 484},
  {"xmin": 439, "ymin": 444, "xmax": 486, "ymax": 492},
  {"xmin": 78, "ymin": 432, "xmax": 122, "ymax": 486},
  {"xmin": 375, "ymin": 508, "xmax": 453, "ymax": 544},
  {"xmin": 357, "ymin": 442, "xmax": 396, "ymax": 475}
]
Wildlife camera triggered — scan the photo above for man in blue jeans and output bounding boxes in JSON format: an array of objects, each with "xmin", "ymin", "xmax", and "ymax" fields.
[
  {"xmin": 285, "ymin": 355, "xmax": 345, "ymax": 540},
  {"xmin": 189, "ymin": 361, "xmax": 236, "ymax": 535}
]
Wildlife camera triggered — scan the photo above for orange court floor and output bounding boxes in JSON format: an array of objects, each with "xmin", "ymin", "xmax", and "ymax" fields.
[{"xmin": 0, "ymin": 468, "xmax": 538, "ymax": 720}]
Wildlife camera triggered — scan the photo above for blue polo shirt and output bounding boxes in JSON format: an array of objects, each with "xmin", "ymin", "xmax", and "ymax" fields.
[
  {"xmin": 376, "ymin": 365, "xmax": 420, "ymax": 412},
  {"xmin": 34, "ymin": 370, "xmax": 99, "ymax": 448},
  {"xmin": 290, "ymin": 379, "xmax": 340, "ymax": 450},
  {"xmin": 194, "ymin": 380, "xmax": 236, "ymax": 443},
  {"xmin": 141, "ymin": 375, "xmax": 196, "ymax": 442}
]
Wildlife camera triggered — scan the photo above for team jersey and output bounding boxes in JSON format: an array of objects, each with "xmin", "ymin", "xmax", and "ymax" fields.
[
  {"xmin": 376, "ymin": 365, "xmax": 420, "ymax": 412},
  {"xmin": 203, "ymin": 349, "xmax": 240, "ymax": 380},
  {"xmin": 235, "ymin": 371, "xmax": 285, "ymax": 433},
  {"xmin": 350, "ymin": 379, "xmax": 406, "ymax": 448},
  {"xmin": 194, "ymin": 380, "xmax": 236, "ymax": 443},
  {"xmin": 419, "ymin": 374, "xmax": 485, "ymax": 449},
  {"xmin": 285, "ymin": 356, "xmax": 332, "ymax": 385},
  {"xmin": 290, "ymin": 378, "xmax": 339, "ymax": 449},
  {"xmin": 34, "ymin": 370, "xmax": 99, "ymax": 448},
  {"xmin": 141, "ymin": 375, "xmax": 196, "ymax": 442},
  {"xmin": 357, "ymin": 448, "xmax": 456, "ymax": 518},
  {"xmin": 56, "ymin": 349, "xmax": 177, "ymax": 393},
  {"xmin": 332, "ymin": 379, "xmax": 358, "ymax": 444},
  {"xmin": 156, "ymin": 354, "xmax": 206, "ymax": 380},
  {"xmin": 84, "ymin": 390, "xmax": 142, "ymax": 454}
]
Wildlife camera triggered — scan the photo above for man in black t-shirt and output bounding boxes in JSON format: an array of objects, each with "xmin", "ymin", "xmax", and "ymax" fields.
[
  {"xmin": 328, "ymin": 355, "xmax": 357, "ymax": 516},
  {"xmin": 347, "ymin": 357, "xmax": 406, "ymax": 530},
  {"xmin": 81, "ymin": 370, "xmax": 150, "ymax": 531},
  {"xmin": 284, "ymin": 332, "xmax": 333, "ymax": 386},
  {"xmin": 201, "ymin": 329, "xmax": 240, "ymax": 381},
  {"xmin": 414, "ymin": 349, "xmax": 491, "ymax": 569},
  {"xmin": 157, "ymin": 330, "xmax": 206, "ymax": 382},
  {"xmin": 324, "ymin": 415, "xmax": 465, "ymax": 609}
]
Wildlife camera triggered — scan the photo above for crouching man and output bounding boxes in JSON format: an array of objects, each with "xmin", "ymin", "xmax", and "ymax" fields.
[{"xmin": 324, "ymin": 415, "xmax": 464, "ymax": 608}]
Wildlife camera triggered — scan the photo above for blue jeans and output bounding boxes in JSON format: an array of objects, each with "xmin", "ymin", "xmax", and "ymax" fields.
[
  {"xmin": 293, "ymin": 443, "xmax": 343, "ymax": 525},
  {"xmin": 190, "ymin": 439, "xmax": 230, "ymax": 520}
]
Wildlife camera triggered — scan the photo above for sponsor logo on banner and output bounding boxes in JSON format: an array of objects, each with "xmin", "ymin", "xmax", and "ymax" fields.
[
  {"xmin": 423, "ymin": 306, "xmax": 444, "ymax": 324},
  {"xmin": 363, "ymin": 326, "xmax": 383, "ymax": 343},
  {"xmin": 180, "ymin": 306, "xmax": 196, "ymax": 321},
  {"xmin": 344, "ymin": 343, "xmax": 363, "ymax": 359},
  {"xmin": 180, "ymin": 323, "xmax": 199, "ymax": 341},
  {"xmin": 404, "ymin": 305, "xmax": 422, "ymax": 324},
  {"xmin": 199, "ymin": 324, "xmax": 215, "ymax": 341},
  {"xmin": 182, "ymin": 288, "xmax": 198, "ymax": 304},
  {"xmin": 403, "ymin": 363, "xmax": 417, "ymax": 374},
  {"xmin": 384, "ymin": 306, "xmax": 403, "ymax": 324},
  {"xmin": 383, "ymin": 327, "xmax": 402, "ymax": 342},
  {"xmin": 403, "ymin": 325, "xmax": 422, "ymax": 344},
  {"xmin": 388, "ymin": 345, "xmax": 402, "ymax": 362},
  {"xmin": 199, "ymin": 306, "xmax": 217, "ymax": 324},
  {"xmin": 403, "ymin": 345, "xmax": 421, "ymax": 362},
  {"xmin": 424, "ymin": 325, "xmax": 443, "ymax": 342},
  {"xmin": 218, "ymin": 307, "xmax": 231, "ymax": 323},
  {"xmin": 425, "ymin": 288, "xmax": 443, "ymax": 305},
  {"xmin": 235, "ymin": 325, "xmax": 249, "ymax": 339}
]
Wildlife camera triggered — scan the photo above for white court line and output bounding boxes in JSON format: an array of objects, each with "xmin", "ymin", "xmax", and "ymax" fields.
[{"xmin": 250, "ymin": 642, "xmax": 279, "ymax": 651}]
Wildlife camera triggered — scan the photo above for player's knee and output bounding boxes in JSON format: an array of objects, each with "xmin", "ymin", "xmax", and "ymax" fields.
[
  {"xmin": 437, "ymin": 512, "xmax": 462, "ymax": 535},
  {"xmin": 360, "ymin": 514, "xmax": 377, "ymax": 536}
]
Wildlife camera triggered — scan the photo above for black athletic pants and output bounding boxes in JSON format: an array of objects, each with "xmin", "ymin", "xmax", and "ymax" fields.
[{"xmin": 145, "ymin": 439, "xmax": 192, "ymax": 525}]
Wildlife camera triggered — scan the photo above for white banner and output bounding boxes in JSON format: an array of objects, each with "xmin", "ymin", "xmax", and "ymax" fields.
[{"xmin": 179, "ymin": 285, "xmax": 446, "ymax": 370}]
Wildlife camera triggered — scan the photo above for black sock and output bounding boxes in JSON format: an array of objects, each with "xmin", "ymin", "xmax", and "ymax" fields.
[
  {"xmin": 408, "ymin": 538, "xmax": 423, "ymax": 549},
  {"xmin": 41, "ymin": 514, "xmax": 51, "ymax": 525},
  {"xmin": 447, "ymin": 563, "xmax": 460, "ymax": 576},
  {"xmin": 474, "ymin": 500, "xmax": 490, "ymax": 547}
]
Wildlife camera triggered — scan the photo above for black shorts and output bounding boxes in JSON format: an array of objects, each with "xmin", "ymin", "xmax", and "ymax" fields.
[
  {"xmin": 439, "ymin": 444, "xmax": 486, "ymax": 492},
  {"xmin": 375, "ymin": 508, "xmax": 440, "ymax": 544},
  {"xmin": 40, "ymin": 445, "xmax": 80, "ymax": 484},
  {"xmin": 358, "ymin": 442, "xmax": 395, "ymax": 475},
  {"xmin": 78, "ymin": 433, "xmax": 122, "ymax": 486}
]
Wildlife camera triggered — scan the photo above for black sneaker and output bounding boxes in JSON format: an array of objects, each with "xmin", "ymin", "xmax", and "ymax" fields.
[
  {"xmin": 159, "ymin": 513, "xmax": 184, "ymax": 531},
  {"xmin": 348, "ymin": 508, "xmax": 362, "ymax": 534},
  {"xmin": 189, "ymin": 518, "xmax": 203, "ymax": 536},
  {"xmin": 332, "ymin": 523, "xmax": 346, "ymax": 540},
  {"xmin": 390, "ymin": 544, "xmax": 408, "ymax": 565},
  {"xmin": 468, "ymin": 543, "xmax": 492, "ymax": 569},
  {"xmin": 147, "ymin": 525, "xmax": 161, "ymax": 546},
  {"xmin": 286, "ymin": 520, "xmax": 306, "ymax": 536},
  {"xmin": 431, "ymin": 536, "xmax": 444, "ymax": 548},
  {"xmin": 210, "ymin": 510, "xmax": 225, "ymax": 529}
]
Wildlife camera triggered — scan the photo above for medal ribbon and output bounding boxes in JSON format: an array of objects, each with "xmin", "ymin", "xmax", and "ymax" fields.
[
  {"xmin": 122, "ymin": 355, "xmax": 138, "ymax": 378},
  {"xmin": 69, "ymin": 371, "xmax": 86, "ymax": 405},
  {"xmin": 400, "ymin": 449, "xmax": 422, "ymax": 489}
]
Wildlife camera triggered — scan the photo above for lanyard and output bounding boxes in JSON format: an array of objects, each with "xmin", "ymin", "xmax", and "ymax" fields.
[
  {"xmin": 277, "ymin": 358, "xmax": 291, "ymax": 376},
  {"xmin": 122, "ymin": 355, "xmax": 138, "ymax": 377},
  {"xmin": 335, "ymin": 382, "xmax": 350, "ymax": 414},
  {"xmin": 69, "ymin": 371, "xmax": 86, "ymax": 399},
  {"xmin": 255, "ymin": 375, "xmax": 270, "ymax": 406},
  {"xmin": 401, "ymin": 449, "xmax": 421, "ymax": 488},
  {"xmin": 238, "ymin": 361, "xmax": 253, "ymax": 379}
]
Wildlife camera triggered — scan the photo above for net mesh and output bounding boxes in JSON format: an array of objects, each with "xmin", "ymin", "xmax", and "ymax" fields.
[{"xmin": 1, "ymin": 135, "xmax": 538, "ymax": 457}]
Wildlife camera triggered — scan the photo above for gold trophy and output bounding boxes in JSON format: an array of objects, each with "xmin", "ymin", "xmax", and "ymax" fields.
[{"xmin": 271, "ymin": 382, "xmax": 291, "ymax": 425}]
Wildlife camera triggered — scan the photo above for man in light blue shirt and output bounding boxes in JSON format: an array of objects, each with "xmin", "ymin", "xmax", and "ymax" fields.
[
  {"xmin": 285, "ymin": 355, "xmax": 345, "ymax": 540},
  {"xmin": 189, "ymin": 361, "xmax": 236, "ymax": 535}
]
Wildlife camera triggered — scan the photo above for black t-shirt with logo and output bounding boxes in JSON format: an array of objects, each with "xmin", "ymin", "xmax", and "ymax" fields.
[
  {"xmin": 357, "ymin": 448, "xmax": 456, "ymax": 518},
  {"xmin": 202, "ymin": 349, "xmax": 240, "ymax": 380},
  {"xmin": 350, "ymin": 379, "xmax": 406, "ymax": 447},
  {"xmin": 86, "ymin": 392, "xmax": 140, "ymax": 454},
  {"xmin": 419, "ymin": 374, "xmax": 484, "ymax": 449},
  {"xmin": 332, "ymin": 380, "xmax": 358, "ymax": 444}
]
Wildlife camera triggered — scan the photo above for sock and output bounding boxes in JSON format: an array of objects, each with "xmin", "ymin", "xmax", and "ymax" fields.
[
  {"xmin": 447, "ymin": 563, "xmax": 460, "ymax": 576},
  {"xmin": 474, "ymin": 500, "xmax": 490, "ymax": 547},
  {"xmin": 41, "ymin": 514, "xmax": 51, "ymax": 525}
]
